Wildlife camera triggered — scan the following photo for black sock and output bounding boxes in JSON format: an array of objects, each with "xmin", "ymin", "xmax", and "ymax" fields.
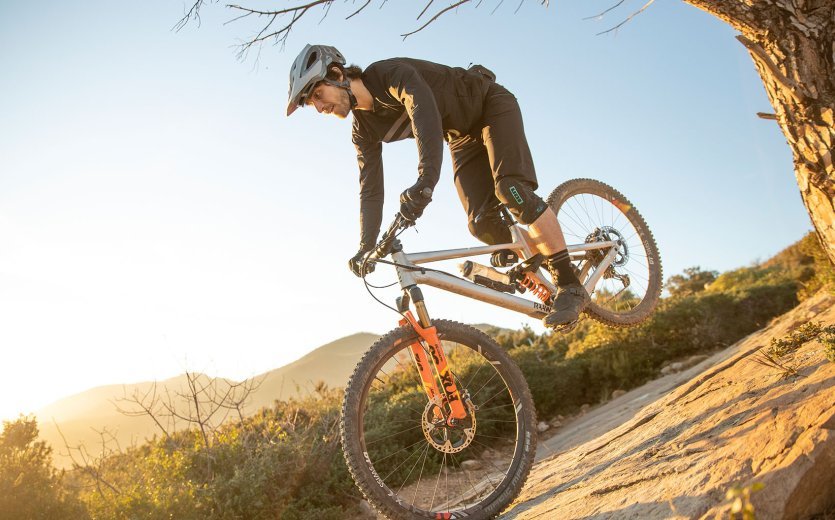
[{"xmin": 547, "ymin": 250, "xmax": 580, "ymax": 287}]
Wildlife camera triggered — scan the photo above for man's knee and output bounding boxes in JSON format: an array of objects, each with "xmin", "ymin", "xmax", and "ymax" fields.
[
  {"xmin": 468, "ymin": 211, "xmax": 512, "ymax": 245},
  {"xmin": 495, "ymin": 178, "xmax": 548, "ymax": 225}
]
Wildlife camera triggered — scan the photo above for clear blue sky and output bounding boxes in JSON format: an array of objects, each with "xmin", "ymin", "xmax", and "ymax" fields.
[{"xmin": 0, "ymin": 0, "xmax": 811, "ymax": 421}]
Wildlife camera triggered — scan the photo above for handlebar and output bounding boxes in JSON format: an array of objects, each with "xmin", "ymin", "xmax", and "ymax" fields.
[
  {"xmin": 369, "ymin": 213, "xmax": 409, "ymax": 261},
  {"xmin": 365, "ymin": 187, "xmax": 433, "ymax": 263}
]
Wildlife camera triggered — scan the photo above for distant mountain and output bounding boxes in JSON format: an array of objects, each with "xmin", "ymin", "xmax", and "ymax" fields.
[
  {"xmin": 36, "ymin": 332, "xmax": 380, "ymax": 467},
  {"xmin": 246, "ymin": 332, "xmax": 380, "ymax": 411}
]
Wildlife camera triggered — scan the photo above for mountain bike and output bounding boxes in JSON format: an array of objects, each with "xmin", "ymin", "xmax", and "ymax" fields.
[{"xmin": 340, "ymin": 178, "xmax": 662, "ymax": 519}]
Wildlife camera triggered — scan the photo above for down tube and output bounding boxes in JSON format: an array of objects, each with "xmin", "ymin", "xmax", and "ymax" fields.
[{"xmin": 412, "ymin": 271, "xmax": 549, "ymax": 319}]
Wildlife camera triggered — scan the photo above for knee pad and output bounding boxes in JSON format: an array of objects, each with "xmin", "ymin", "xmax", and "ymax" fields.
[
  {"xmin": 494, "ymin": 178, "xmax": 548, "ymax": 224},
  {"xmin": 468, "ymin": 211, "xmax": 512, "ymax": 245}
]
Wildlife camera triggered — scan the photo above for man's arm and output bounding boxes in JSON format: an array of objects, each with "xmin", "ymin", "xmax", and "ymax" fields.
[
  {"xmin": 385, "ymin": 62, "xmax": 444, "ymax": 192},
  {"xmin": 355, "ymin": 137, "xmax": 384, "ymax": 251}
]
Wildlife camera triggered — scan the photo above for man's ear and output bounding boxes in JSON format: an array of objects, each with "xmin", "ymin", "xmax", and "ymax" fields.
[{"xmin": 330, "ymin": 66, "xmax": 344, "ymax": 81}]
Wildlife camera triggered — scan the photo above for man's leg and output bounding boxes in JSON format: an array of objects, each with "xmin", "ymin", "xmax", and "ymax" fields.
[
  {"xmin": 480, "ymin": 84, "xmax": 589, "ymax": 327},
  {"xmin": 450, "ymin": 135, "xmax": 512, "ymax": 245},
  {"xmin": 526, "ymin": 207, "xmax": 565, "ymax": 255}
]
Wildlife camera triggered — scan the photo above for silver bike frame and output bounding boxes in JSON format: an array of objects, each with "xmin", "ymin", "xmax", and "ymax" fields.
[{"xmin": 387, "ymin": 224, "xmax": 618, "ymax": 320}]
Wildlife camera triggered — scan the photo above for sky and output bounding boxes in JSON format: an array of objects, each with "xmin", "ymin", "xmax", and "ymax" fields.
[{"xmin": 0, "ymin": 0, "xmax": 813, "ymax": 422}]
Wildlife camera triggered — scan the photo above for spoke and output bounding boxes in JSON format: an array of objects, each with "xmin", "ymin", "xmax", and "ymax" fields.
[
  {"xmin": 382, "ymin": 440, "xmax": 425, "ymax": 483},
  {"xmin": 469, "ymin": 371, "xmax": 500, "ymax": 402},
  {"xmin": 372, "ymin": 436, "xmax": 430, "ymax": 465},
  {"xmin": 450, "ymin": 451, "xmax": 481, "ymax": 508},
  {"xmin": 412, "ymin": 442, "xmax": 431, "ymax": 506},
  {"xmin": 578, "ymin": 194, "xmax": 592, "ymax": 231},
  {"xmin": 476, "ymin": 402, "xmax": 517, "ymax": 413},
  {"xmin": 397, "ymin": 443, "xmax": 431, "ymax": 496},
  {"xmin": 476, "ymin": 384, "xmax": 511, "ymax": 409},
  {"xmin": 477, "ymin": 433, "xmax": 520, "ymax": 442},
  {"xmin": 430, "ymin": 452, "xmax": 447, "ymax": 511},
  {"xmin": 561, "ymin": 204, "xmax": 591, "ymax": 237},
  {"xmin": 471, "ymin": 439, "xmax": 509, "ymax": 488},
  {"xmin": 366, "ymin": 424, "xmax": 423, "ymax": 446}
]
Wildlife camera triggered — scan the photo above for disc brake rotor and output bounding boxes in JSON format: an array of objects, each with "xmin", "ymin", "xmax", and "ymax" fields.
[
  {"xmin": 421, "ymin": 395, "xmax": 477, "ymax": 454},
  {"xmin": 585, "ymin": 226, "xmax": 629, "ymax": 267}
]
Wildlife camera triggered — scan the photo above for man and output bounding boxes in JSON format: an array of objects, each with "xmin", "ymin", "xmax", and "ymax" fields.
[{"xmin": 286, "ymin": 44, "xmax": 589, "ymax": 328}]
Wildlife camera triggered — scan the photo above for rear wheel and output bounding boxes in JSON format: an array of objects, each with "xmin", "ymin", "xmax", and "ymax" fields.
[
  {"xmin": 547, "ymin": 178, "xmax": 662, "ymax": 327},
  {"xmin": 341, "ymin": 320, "xmax": 536, "ymax": 519}
]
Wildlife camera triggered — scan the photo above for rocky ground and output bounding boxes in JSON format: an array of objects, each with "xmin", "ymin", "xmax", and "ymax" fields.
[{"xmin": 501, "ymin": 291, "xmax": 835, "ymax": 519}]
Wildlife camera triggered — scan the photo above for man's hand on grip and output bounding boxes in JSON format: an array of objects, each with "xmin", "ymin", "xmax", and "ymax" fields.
[
  {"xmin": 399, "ymin": 184, "xmax": 433, "ymax": 222},
  {"xmin": 349, "ymin": 248, "xmax": 375, "ymax": 278}
]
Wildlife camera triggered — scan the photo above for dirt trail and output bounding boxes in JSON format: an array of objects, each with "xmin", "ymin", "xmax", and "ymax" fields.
[{"xmin": 502, "ymin": 291, "xmax": 835, "ymax": 519}]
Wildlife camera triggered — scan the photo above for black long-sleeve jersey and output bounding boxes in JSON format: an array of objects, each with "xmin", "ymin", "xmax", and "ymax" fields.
[{"xmin": 352, "ymin": 58, "xmax": 494, "ymax": 250}]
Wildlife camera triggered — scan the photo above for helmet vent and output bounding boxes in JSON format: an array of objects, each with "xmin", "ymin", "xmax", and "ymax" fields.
[{"xmin": 305, "ymin": 52, "xmax": 318, "ymax": 70}]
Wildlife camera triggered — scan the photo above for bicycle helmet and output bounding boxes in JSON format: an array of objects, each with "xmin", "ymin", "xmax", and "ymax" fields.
[{"xmin": 286, "ymin": 44, "xmax": 349, "ymax": 116}]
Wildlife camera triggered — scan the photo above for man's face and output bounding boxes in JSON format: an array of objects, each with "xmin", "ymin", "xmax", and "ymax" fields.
[{"xmin": 306, "ymin": 82, "xmax": 351, "ymax": 119}]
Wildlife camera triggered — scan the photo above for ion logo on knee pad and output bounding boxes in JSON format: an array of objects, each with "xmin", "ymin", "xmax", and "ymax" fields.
[{"xmin": 509, "ymin": 186, "xmax": 524, "ymax": 206}]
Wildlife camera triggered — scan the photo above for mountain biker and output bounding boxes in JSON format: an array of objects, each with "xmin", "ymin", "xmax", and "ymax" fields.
[{"xmin": 286, "ymin": 44, "xmax": 590, "ymax": 328}]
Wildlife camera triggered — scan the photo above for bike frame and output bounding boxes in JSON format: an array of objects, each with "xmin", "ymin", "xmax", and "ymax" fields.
[
  {"xmin": 391, "ymin": 224, "xmax": 619, "ymax": 320},
  {"xmin": 376, "ymin": 221, "xmax": 620, "ymax": 424}
]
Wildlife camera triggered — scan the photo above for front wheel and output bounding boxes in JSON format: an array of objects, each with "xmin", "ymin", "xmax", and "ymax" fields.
[
  {"xmin": 341, "ymin": 320, "xmax": 536, "ymax": 519},
  {"xmin": 547, "ymin": 178, "xmax": 663, "ymax": 327}
]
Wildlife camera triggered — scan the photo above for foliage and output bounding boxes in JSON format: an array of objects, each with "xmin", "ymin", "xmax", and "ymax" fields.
[
  {"xmin": 0, "ymin": 416, "xmax": 88, "ymax": 520},
  {"xmin": 666, "ymin": 266, "xmax": 718, "ymax": 297},
  {"xmin": 726, "ymin": 482, "xmax": 764, "ymax": 520},
  {"xmin": 503, "ymin": 251, "xmax": 808, "ymax": 418},
  {"xmin": 74, "ymin": 388, "xmax": 362, "ymax": 520},
  {"xmin": 762, "ymin": 321, "xmax": 835, "ymax": 366},
  {"xmin": 764, "ymin": 231, "xmax": 835, "ymax": 299}
]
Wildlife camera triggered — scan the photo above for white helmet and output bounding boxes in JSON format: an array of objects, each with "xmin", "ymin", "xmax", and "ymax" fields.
[{"xmin": 286, "ymin": 44, "xmax": 347, "ymax": 116}]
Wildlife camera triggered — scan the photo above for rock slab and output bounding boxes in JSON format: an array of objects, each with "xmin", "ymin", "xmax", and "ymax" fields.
[{"xmin": 502, "ymin": 292, "xmax": 835, "ymax": 519}]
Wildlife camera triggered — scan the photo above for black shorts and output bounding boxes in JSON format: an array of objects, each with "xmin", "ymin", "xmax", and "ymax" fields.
[{"xmin": 448, "ymin": 83, "xmax": 544, "ymax": 244}]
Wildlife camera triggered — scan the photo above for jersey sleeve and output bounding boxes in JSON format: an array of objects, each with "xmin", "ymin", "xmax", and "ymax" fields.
[
  {"xmin": 384, "ymin": 62, "xmax": 443, "ymax": 190},
  {"xmin": 353, "ymin": 124, "xmax": 384, "ymax": 251}
]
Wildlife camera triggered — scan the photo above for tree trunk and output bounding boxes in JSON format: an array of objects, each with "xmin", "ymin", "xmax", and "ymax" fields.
[{"xmin": 685, "ymin": 0, "xmax": 835, "ymax": 264}]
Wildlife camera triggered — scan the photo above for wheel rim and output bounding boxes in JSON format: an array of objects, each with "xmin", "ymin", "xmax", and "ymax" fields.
[
  {"xmin": 355, "ymin": 334, "xmax": 524, "ymax": 515},
  {"xmin": 555, "ymin": 190, "xmax": 656, "ymax": 317}
]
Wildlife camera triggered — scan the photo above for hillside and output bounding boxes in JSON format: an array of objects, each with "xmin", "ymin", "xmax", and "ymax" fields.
[
  {"xmin": 245, "ymin": 332, "xmax": 379, "ymax": 411},
  {"xmin": 502, "ymin": 291, "xmax": 835, "ymax": 518},
  {"xmin": 35, "ymin": 332, "xmax": 379, "ymax": 467}
]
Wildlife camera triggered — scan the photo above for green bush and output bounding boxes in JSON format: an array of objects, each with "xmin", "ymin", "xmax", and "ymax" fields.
[
  {"xmin": 0, "ymin": 416, "xmax": 88, "ymax": 520},
  {"xmin": 75, "ymin": 389, "xmax": 363, "ymax": 520}
]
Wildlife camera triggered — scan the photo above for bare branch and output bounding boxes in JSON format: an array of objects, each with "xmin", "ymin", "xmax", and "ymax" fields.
[
  {"xmin": 114, "ymin": 382, "xmax": 170, "ymax": 438},
  {"xmin": 54, "ymin": 421, "xmax": 122, "ymax": 497},
  {"xmin": 583, "ymin": 0, "xmax": 627, "ymax": 21},
  {"xmin": 402, "ymin": 0, "xmax": 471, "ymax": 39},
  {"xmin": 174, "ymin": 0, "xmax": 211, "ymax": 32},
  {"xmin": 595, "ymin": 0, "xmax": 656, "ymax": 36},
  {"xmin": 347, "ymin": 0, "xmax": 372, "ymax": 20},
  {"xmin": 417, "ymin": 0, "xmax": 435, "ymax": 20}
]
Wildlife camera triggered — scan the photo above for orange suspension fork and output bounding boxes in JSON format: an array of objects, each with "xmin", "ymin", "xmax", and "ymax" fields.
[{"xmin": 399, "ymin": 310, "xmax": 468, "ymax": 422}]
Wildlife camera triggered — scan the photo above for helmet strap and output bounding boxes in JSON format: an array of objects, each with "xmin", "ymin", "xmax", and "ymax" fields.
[{"xmin": 323, "ymin": 78, "xmax": 358, "ymax": 111}]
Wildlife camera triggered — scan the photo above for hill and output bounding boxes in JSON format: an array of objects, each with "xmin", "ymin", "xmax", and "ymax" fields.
[
  {"xmin": 35, "ymin": 332, "xmax": 379, "ymax": 467},
  {"xmin": 245, "ymin": 332, "xmax": 380, "ymax": 411}
]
